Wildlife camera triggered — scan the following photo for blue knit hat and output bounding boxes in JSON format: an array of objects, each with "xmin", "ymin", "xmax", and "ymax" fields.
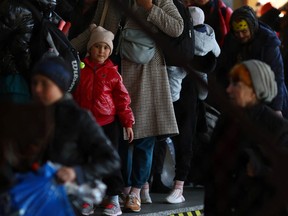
[{"xmin": 32, "ymin": 57, "xmax": 72, "ymax": 92}]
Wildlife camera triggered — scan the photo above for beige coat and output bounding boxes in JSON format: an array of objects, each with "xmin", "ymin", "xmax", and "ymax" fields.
[{"xmin": 71, "ymin": 0, "xmax": 183, "ymax": 139}]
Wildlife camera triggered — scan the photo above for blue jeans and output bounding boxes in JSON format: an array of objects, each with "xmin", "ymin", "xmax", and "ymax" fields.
[{"xmin": 120, "ymin": 137, "xmax": 155, "ymax": 189}]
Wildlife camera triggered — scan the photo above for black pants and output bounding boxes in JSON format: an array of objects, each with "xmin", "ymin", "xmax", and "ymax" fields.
[
  {"xmin": 171, "ymin": 73, "xmax": 198, "ymax": 181},
  {"xmin": 102, "ymin": 120, "xmax": 124, "ymax": 196},
  {"xmin": 149, "ymin": 139, "xmax": 167, "ymax": 182}
]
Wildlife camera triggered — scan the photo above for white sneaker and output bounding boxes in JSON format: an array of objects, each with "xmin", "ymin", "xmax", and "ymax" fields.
[
  {"xmin": 165, "ymin": 189, "xmax": 185, "ymax": 204},
  {"xmin": 103, "ymin": 201, "xmax": 122, "ymax": 216},
  {"xmin": 140, "ymin": 189, "xmax": 152, "ymax": 204},
  {"xmin": 81, "ymin": 202, "xmax": 94, "ymax": 215}
]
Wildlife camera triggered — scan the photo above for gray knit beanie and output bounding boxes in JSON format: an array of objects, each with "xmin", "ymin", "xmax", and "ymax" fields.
[
  {"xmin": 242, "ymin": 60, "xmax": 277, "ymax": 102},
  {"xmin": 87, "ymin": 24, "xmax": 114, "ymax": 55}
]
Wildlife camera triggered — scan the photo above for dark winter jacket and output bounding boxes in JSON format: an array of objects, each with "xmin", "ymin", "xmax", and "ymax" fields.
[
  {"xmin": 45, "ymin": 94, "xmax": 121, "ymax": 184},
  {"xmin": 0, "ymin": 0, "xmax": 58, "ymax": 78},
  {"xmin": 204, "ymin": 104, "xmax": 288, "ymax": 216},
  {"xmin": 216, "ymin": 22, "xmax": 288, "ymax": 116},
  {"xmin": 73, "ymin": 58, "xmax": 135, "ymax": 128},
  {"xmin": 0, "ymin": 0, "xmax": 34, "ymax": 77}
]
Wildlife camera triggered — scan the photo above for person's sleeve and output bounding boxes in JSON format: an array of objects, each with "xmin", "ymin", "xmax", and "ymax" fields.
[
  {"xmin": 146, "ymin": 0, "xmax": 184, "ymax": 37},
  {"xmin": 213, "ymin": 37, "xmax": 231, "ymax": 90},
  {"xmin": 263, "ymin": 45, "xmax": 284, "ymax": 111},
  {"xmin": 112, "ymin": 73, "xmax": 135, "ymax": 128}
]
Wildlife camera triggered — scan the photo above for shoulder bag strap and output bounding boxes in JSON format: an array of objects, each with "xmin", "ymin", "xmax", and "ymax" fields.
[{"xmin": 99, "ymin": 0, "xmax": 110, "ymax": 26}]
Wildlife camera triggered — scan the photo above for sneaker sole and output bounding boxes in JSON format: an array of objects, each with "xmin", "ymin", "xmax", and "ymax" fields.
[
  {"xmin": 81, "ymin": 210, "xmax": 94, "ymax": 216},
  {"xmin": 102, "ymin": 210, "xmax": 123, "ymax": 216},
  {"xmin": 124, "ymin": 208, "xmax": 141, "ymax": 213},
  {"xmin": 141, "ymin": 199, "xmax": 152, "ymax": 204},
  {"xmin": 166, "ymin": 195, "xmax": 185, "ymax": 204}
]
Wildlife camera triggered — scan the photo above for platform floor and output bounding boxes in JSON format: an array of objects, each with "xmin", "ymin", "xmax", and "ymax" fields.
[{"xmin": 94, "ymin": 186, "xmax": 204, "ymax": 216}]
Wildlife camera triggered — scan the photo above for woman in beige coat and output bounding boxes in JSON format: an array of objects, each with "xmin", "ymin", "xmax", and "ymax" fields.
[{"xmin": 71, "ymin": 0, "xmax": 183, "ymax": 213}]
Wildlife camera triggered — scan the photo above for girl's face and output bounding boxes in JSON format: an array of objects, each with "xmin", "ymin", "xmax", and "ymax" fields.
[
  {"xmin": 89, "ymin": 42, "xmax": 111, "ymax": 64},
  {"xmin": 31, "ymin": 74, "xmax": 63, "ymax": 106},
  {"xmin": 226, "ymin": 79, "xmax": 257, "ymax": 107}
]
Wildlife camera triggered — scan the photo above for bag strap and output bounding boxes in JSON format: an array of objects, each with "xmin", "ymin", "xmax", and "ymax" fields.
[{"xmin": 99, "ymin": 0, "xmax": 110, "ymax": 26}]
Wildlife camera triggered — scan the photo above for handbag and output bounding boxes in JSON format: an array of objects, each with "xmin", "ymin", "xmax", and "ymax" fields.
[{"xmin": 119, "ymin": 28, "xmax": 156, "ymax": 64}]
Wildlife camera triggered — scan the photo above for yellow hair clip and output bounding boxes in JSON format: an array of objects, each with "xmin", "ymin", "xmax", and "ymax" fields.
[{"xmin": 232, "ymin": 20, "xmax": 249, "ymax": 31}]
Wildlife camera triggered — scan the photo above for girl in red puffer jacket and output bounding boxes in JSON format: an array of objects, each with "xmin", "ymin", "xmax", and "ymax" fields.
[{"xmin": 73, "ymin": 24, "xmax": 134, "ymax": 216}]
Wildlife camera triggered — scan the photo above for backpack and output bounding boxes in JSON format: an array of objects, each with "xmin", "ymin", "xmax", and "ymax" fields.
[
  {"xmin": 23, "ymin": 1, "xmax": 80, "ymax": 93},
  {"xmin": 160, "ymin": 0, "xmax": 195, "ymax": 67}
]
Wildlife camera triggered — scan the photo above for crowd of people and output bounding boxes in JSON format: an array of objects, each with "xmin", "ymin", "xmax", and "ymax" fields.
[{"xmin": 1, "ymin": 0, "xmax": 288, "ymax": 216}]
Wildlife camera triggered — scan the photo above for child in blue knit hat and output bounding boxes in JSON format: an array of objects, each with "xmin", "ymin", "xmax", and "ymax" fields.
[{"xmin": 31, "ymin": 56, "xmax": 121, "ymax": 215}]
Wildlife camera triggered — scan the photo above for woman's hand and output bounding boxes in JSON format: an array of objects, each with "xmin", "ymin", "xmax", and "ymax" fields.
[
  {"xmin": 136, "ymin": 0, "xmax": 153, "ymax": 11},
  {"xmin": 125, "ymin": 127, "xmax": 134, "ymax": 143},
  {"xmin": 56, "ymin": 166, "xmax": 76, "ymax": 183}
]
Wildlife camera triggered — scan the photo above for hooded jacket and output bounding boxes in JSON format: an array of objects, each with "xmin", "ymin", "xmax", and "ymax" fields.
[
  {"xmin": 73, "ymin": 58, "xmax": 135, "ymax": 128},
  {"xmin": 216, "ymin": 7, "xmax": 288, "ymax": 116},
  {"xmin": 194, "ymin": 24, "xmax": 221, "ymax": 57}
]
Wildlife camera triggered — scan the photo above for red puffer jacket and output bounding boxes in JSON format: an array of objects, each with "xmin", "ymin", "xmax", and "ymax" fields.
[{"xmin": 73, "ymin": 58, "xmax": 134, "ymax": 127}]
